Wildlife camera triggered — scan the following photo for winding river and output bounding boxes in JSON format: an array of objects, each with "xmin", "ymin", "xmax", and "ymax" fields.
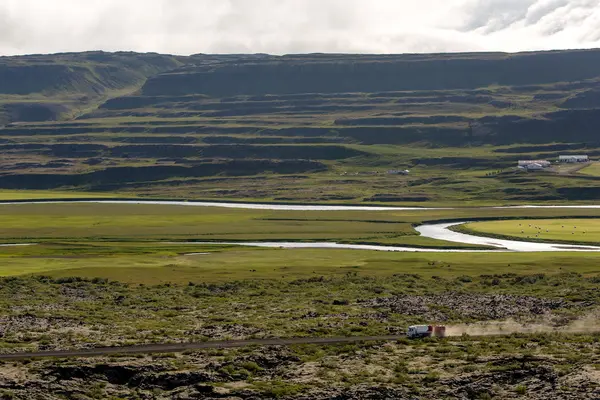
[
  {"xmin": 7, "ymin": 199, "xmax": 600, "ymax": 211},
  {"xmin": 415, "ymin": 222, "xmax": 600, "ymax": 252},
  {"xmin": 200, "ymin": 223, "xmax": 600, "ymax": 253},
  {"xmin": 5, "ymin": 200, "xmax": 600, "ymax": 252},
  {"xmin": 1, "ymin": 200, "xmax": 440, "ymax": 211}
]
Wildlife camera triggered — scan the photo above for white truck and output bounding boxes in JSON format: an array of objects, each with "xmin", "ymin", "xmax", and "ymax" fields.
[{"xmin": 407, "ymin": 325, "xmax": 446, "ymax": 339}]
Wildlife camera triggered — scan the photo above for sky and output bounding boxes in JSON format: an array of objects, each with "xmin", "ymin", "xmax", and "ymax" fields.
[{"xmin": 1, "ymin": 0, "xmax": 599, "ymax": 56}]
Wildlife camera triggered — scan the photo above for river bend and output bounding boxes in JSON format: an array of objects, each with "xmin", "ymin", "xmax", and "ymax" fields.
[{"xmin": 4, "ymin": 200, "xmax": 600, "ymax": 252}]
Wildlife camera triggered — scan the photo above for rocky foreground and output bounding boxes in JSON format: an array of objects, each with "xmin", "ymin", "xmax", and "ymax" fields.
[
  {"xmin": 1, "ymin": 341, "xmax": 599, "ymax": 399},
  {"xmin": 1, "ymin": 274, "xmax": 599, "ymax": 398}
]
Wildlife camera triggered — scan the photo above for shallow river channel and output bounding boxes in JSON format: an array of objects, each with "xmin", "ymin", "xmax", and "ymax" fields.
[{"xmin": 5, "ymin": 200, "xmax": 600, "ymax": 252}]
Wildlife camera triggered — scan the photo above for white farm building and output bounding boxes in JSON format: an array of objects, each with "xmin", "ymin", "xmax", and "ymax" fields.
[
  {"xmin": 525, "ymin": 163, "xmax": 544, "ymax": 170},
  {"xmin": 387, "ymin": 169, "xmax": 410, "ymax": 175},
  {"xmin": 559, "ymin": 155, "xmax": 589, "ymax": 163},
  {"xmin": 518, "ymin": 160, "xmax": 551, "ymax": 168}
]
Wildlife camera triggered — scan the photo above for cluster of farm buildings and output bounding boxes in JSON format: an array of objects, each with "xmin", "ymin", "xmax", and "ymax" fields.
[{"xmin": 518, "ymin": 155, "xmax": 589, "ymax": 171}]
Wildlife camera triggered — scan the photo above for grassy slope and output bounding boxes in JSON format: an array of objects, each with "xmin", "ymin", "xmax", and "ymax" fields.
[
  {"xmin": 0, "ymin": 189, "xmax": 128, "ymax": 200},
  {"xmin": 580, "ymin": 162, "xmax": 600, "ymax": 177},
  {"xmin": 1, "ymin": 51, "xmax": 600, "ymax": 204},
  {"xmin": 0, "ymin": 52, "xmax": 182, "ymax": 124}
]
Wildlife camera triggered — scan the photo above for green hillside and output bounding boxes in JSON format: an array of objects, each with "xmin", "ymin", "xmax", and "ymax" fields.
[
  {"xmin": 0, "ymin": 51, "xmax": 183, "ymax": 124},
  {"xmin": 2, "ymin": 49, "xmax": 600, "ymax": 203}
]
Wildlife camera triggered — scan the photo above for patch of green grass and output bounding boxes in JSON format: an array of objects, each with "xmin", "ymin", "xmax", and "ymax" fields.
[
  {"xmin": 0, "ymin": 205, "xmax": 417, "ymax": 241},
  {"xmin": 515, "ymin": 384, "xmax": 527, "ymax": 395},
  {"xmin": 464, "ymin": 218, "xmax": 600, "ymax": 244},
  {"xmin": 0, "ymin": 204, "xmax": 600, "ymax": 284},
  {"xmin": 4, "ymin": 203, "xmax": 600, "ymax": 243},
  {"xmin": 0, "ymin": 242, "xmax": 600, "ymax": 284},
  {"xmin": 0, "ymin": 190, "xmax": 126, "ymax": 201},
  {"xmin": 579, "ymin": 162, "xmax": 600, "ymax": 177}
]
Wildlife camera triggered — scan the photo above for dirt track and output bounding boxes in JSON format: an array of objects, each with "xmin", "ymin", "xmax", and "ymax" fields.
[
  {"xmin": 3, "ymin": 309, "xmax": 599, "ymax": 361},
  {"xmin": 0, "ymin": 335, "xmax": 406, "ymax": 360}
]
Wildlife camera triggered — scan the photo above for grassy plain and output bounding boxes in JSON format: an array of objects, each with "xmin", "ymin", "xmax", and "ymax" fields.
[
  {"xmin": 464, "ymin": 218, "xmax": 600, "ymax": 245},
  {"xmin": 0, "ymin": 203, "xmax": 600, "ymax": 284},
  {"xmin": 3, "ymin": 202, "xmax": 600, "ymax": 243},
  {"xmin": 0, "ymin": 190, "xmax": 126, "ymax": 200},
  {"xmin": 0, "ymin": 202, "xmax": 599, "ymax": 397},
  {"xmin": 4, "ymin": 242, "xmax": 600, "ymax": 284},
  {"xmin": 580, "ymin": 162, "xmax": 600, "ymax": 177}
]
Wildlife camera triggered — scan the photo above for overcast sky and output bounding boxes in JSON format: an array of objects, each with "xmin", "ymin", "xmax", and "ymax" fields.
[{"xmin": 1, "ymin": 0, "xmax": 599, "ymax": 56}]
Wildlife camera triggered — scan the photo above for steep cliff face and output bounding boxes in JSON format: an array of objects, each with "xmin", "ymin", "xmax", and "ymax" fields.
[
  {"xmin": 0, "ymin": 52, "xmax": 182, "ymax": 95},
  {"xmin": 0, "ymin": 102, "xmax": 69, "ymax": 124},
  {"xmin": 0, "ymin": 52, "xmax": 184, "ymax": 124},
  {"xmin": 561, "ymin": 90, "xmax": 600, "ymax": 109},
  {"xmin": 4, "ymin": 49, "xmax": 600, "ymax": 124},
  {"xmin": 141, "ymin": 50, "xmax": 600, "ymax": 97}
]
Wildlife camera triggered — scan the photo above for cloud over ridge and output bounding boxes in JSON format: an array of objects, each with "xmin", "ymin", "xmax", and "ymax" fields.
[{"xmin": 0, "ymin": 0, "xmax": 599, "ymax": 56}]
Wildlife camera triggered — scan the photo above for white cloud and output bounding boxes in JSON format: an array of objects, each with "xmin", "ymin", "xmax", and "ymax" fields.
[{"xmin": 0, "ymin": 0, "xmax": 599, "ymax": 56}]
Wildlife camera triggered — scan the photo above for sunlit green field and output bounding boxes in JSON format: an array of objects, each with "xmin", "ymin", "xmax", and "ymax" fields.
[
  {"xmin": 0, "ymin": 203, "xmax": 430, "ymax": 244},
  {"xmin": 3, "ymin": 203, "xmax": 600, "ymax": 243},
  {"xmin": 2, "ymin": 241, "xmax": 600, "ymax": 284},
  {"xmin": 0, "ymin": 203, "xmax": 599, "ymax": 284},
  {"xmin": 0, "ymin": 190, "xmax": 126, "ymax": 200},
  {"xmin": 464, "ymin": 218, "xmax": 600, "ymax": 244},
  {"xmin": 579, "ymin": 162, "xmax": 600, "ymax": 177}
]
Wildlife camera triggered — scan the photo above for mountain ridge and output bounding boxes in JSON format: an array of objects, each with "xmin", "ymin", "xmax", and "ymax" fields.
[{"xmin": 2, "ymin": 49, "xmax": 600, "ymax": 202}]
